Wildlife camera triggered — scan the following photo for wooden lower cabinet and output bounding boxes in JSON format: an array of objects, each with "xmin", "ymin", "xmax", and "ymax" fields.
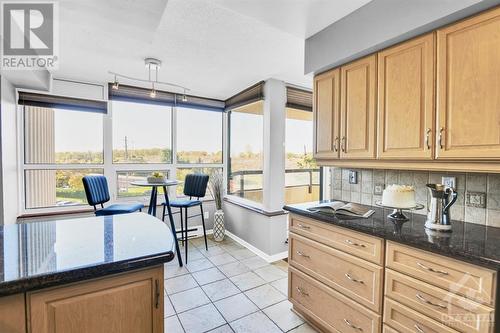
[
  {"xmin": 290, "ymin": 267, "xmax": 381, "ymax": 333},
  {"xmin": 27, "ymin": 267, "xmax": 164, "ymax": 333},
  {"xmin": 0, "ymin": 294, "xmax": 26, "ymax": 333}
]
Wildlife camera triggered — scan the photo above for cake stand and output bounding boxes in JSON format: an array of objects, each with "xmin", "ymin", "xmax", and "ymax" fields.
[{"xmin": 375, "ymin": 201, "xmax": 424, "ymax": 222}]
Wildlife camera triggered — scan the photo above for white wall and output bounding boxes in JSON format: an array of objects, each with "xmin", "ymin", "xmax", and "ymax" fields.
[{"xmin": 1, "ymin": 77, "xmax": 20, "ymax": 224}]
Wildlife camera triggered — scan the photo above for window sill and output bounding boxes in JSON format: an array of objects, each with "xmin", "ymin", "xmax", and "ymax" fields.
[{"xmin": 223, "ymin": 196, "xmax": 287, "ymax": 217}]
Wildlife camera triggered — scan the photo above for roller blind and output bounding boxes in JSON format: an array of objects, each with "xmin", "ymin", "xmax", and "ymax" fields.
[
  {"xmin": 18, "ymin": 91, "xmax": 107, "ymax": 113},
  {"xmin": 108, "ymin": 84, "xmax": 225, "ymax": 112},
  {"xmin": 286, "ymin": 86, "xmax": 312, "ymax": 111},
  {"xmin": 225, "ymin": 81, "xmax": 265, "ymax": 110}
]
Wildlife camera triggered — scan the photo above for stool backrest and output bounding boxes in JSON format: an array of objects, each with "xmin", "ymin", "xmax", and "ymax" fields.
[
  {"xmin": 184, "ymin": 174, "xmax": 209, "ymax": 199},
  {"xmin": 82, "ymin": 175, "xmax": 110, "ymax": 208}
]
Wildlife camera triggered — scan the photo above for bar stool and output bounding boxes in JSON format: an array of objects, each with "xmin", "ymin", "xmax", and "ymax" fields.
[{"xmin": 161, "ymin": 174, "xmax": 209, "ymax": 263}]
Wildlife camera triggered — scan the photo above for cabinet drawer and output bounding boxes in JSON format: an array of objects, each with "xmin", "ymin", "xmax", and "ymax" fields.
[
  {"xmin": 290, "ymin": 233, "xmax": 383, "ymax": 313},
  {"xmin": 290, "ymin": 266, "xmax": 381, "ymax": 333},
  {"xmin": 385, "ymin": 269, "xmax": 494, "ymax": 333},
  {"xmin": 386, "ymin": 241, "xmax": 496, "ymax": 306},
  {"xmin": 383, "ymin": 298, "xmax": 459, "ymax": 333},
  {"xmin": 382, "ymin": 325, "xmax": 399, "ymax": 333},
  {"xmin": 289, "ymin": 214, "xmax": 384, "ymax": 265}
]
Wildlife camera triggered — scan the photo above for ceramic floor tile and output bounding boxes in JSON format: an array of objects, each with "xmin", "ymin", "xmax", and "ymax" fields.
[
  {"xmin": 272, "ymin": 260, "xmax": 289, "ymax": 272},
  {"xmin": 229, "ymin": 311, "xmax": 281, "ymax": 333},
  {"xmin": 288, "ymin": 323, "xmax": 320, "ymax": 333},
  {"xmin": 202, "ymin": 279, "xmax": 240, "ymax": 302},
  {"xmin": 165, "ymin": 264, "xmax": 189, "ymax": 278},
  {"xmin": 169, "ymin": 287, "xmax": 211, "ymax": 313},
  {"xmin": 218, "ymin": 261, "xmax": 250, "ymax": 278},
  {"xmin": 263, "ymin": 300, "xmax": 304, "ymax": 332},
  {"xmin": 164, "ymin": 315, "xmax": 185, "ymax": 333},
  {"xmin": 206, "ymin": 324, "xmax": 234, "ymax": 333},
  {"xmin": 230, "ymin": 248, "xmax": 256, "ymax": 261},
  {"xmin": 241, "ymin": 256, "xmax": 269, "ymax": 270},
  {"xmin": 230, "ymin": 271, "xmax": 266, "ymax": 291},
  {"xmin": 244, "ymin": 284, "xmax": 286, "ymax": 309},
  {"xmin": 209, "ymin": 253, "xmax": 238, "ymax": 266},
  {"xmin": 270, "ymin": 278, "xmax": 288, "ymax": 296},
  {"xmin": 253, "ymin": 265, "xmax": 287, "ymax": 282},
  {"xmin": 221, "ymin": 243, "xmax": 245, "ymax": 253},
  {"xmin": 202, "ymin": 246, "xmax": 227, "ymax": 258},
  {"xmin": 192, "ymin": 267, "xmax": 226, "ymax": 286},
  {"xmin": 178, "ymin": 304, "xmax": 226, "ymax": 333},
  {"xmin": 181, "ymin": 248, "xmax": 205, "ymax": 261},
  {"xmin": 214, "ymin": 293, "xmax": 259, "ymax": 322},
  {"xmin": 164, "ymin": 294, "xmax": 176, "ymax": 317},
  {"xmin": 185, "ymin": 257, "xmax": 215, "ymax": 273},
  {"xmin": 165, "ymin": 274, "xmax": 198, "ymax": 295}
]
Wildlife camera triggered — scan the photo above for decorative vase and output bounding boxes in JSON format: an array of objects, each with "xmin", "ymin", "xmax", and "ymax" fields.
[{"xmin": 213, "ymin": 210, "xmax": 225, "ymax": 242}]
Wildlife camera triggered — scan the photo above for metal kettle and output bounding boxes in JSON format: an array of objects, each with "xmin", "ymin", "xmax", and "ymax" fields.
[{"xmin": 425, "ymin": 184, "xmax": 458, "ymax": 232}]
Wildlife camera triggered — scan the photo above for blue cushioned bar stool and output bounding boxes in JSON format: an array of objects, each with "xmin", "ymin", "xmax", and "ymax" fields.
[
  {"xmin": 82, "ymin": 175, "xmax": 144, "ymax": 216},
  {"xmin": 162, "ymin": 174, "xmax": 209, "ymax": 262}
]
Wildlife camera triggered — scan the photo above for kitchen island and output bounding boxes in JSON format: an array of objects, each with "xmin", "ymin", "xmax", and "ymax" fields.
[
  {"xmin": 0, "ymin": 212, "xmax": 175, "ymax": 333},
  {"xmin": 284, "ymin": 202, "xmax": 499, "ymax": 333}
]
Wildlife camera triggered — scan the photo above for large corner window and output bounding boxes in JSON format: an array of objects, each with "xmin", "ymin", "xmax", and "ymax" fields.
[
  {"xmin": 21, "ymin": 93, "xmax": 106, "ymax": 209},
  {"xmin": 285, "ymin": 108, "xmax": 319, "ymax": 204},
  {"xmin": 228, "ymin": 101, "xmax": 264, "ymax": 204},
  {"xmin": 112, "ymin": 100, "xmax": 172, "ymax": 164},
  {"xmin": 176, "ymin": 107, "xmax": 223, "ymax": 164}
]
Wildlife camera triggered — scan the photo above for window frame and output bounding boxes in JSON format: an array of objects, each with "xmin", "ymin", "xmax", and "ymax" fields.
[{"xmin": 18, "ymin": 88, "xmax": 225, "ymax": 215}]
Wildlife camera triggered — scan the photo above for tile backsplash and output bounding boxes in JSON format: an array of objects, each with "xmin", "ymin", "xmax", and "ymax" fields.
[{"xmin": 327, "ymin": 167, "xmax": 500, "ymax": 227}]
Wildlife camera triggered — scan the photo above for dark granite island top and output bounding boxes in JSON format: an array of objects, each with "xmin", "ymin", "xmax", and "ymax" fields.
[
  {"xmin": 0, "ymin": 212, "xmax": 175, "ymax": 297},
  {"xmin": 285, "ymin": 201, "xmax": 500, "ymax": 271}
]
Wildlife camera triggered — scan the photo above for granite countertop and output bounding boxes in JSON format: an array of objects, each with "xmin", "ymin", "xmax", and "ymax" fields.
[
  {"xmin": 0, "ymin": 212, "xmax": 175, "ymax": 297},
  {"xmin": 284, "ymin": 201, "xmax": 500, "ymax": 271}
]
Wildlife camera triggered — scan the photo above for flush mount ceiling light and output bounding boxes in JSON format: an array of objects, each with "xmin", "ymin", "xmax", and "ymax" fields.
[{"xmin": 109, "ymin": 58, "xmax": 190, "ymax": 100}]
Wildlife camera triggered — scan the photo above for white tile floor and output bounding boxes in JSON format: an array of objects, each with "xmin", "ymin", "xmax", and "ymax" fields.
[{"xmin": 164, "ymin": 235, "xmax": 319, "ymax": 333}]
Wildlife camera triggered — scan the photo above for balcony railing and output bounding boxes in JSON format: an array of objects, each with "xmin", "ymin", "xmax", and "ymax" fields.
[{"xmin": 229, "ymin": 168, "xmax": 320, "ymax": 204}]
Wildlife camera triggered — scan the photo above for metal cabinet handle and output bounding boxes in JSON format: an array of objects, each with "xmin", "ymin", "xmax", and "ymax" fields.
[
  {"xmin": 334, "ymin": 137, "xmax": 340, "ymax": 152},
  {"xmin": 416, "ymin": 293, "xmax": 448, "ymax": 309},
  {"xmin": 414, "ymin": 324, "xmax": 425, "ymax": 333},
  {"xmin": 341, "ymin": 136, "xmax": 347, "ymax": 152},
  {"xmin": 296, "ymin": 286, "xmax": 309, "ymax": 296},
  {"xmin": 345, "ymin": 273, "xmax": 364, "ymax": 284},
  {"xmin": 438, "ymin": 127, "xmax": 445, "ymax": 149},
  {"xmin": 345, "ymin": 239, "xmax": 366, "ymax": 248},
  {"xmin": 425, "ymin": 128, "xmax": 431, "ymax": 150},
  {"xmin": 416, "ymin": 262, "xmax": 449, "ymax": 275},
  {"xmin": 343, "ymin": 319, "xmax": 363, "ymax": 331},
  {"xmin": 155, "ymin": 279, "xmax": 160, "ymax": 309},
  {"xmin": 297, "ymin": 224, "xmax": 310, "ymax": 230},
  {"xmin": 296, "ymin": 251, "xmax": 310, "ymax": 258}
]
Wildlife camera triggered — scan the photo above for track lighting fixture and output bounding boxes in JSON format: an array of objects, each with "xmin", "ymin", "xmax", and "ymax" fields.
[
  {"xmin": 150, "ymin": 82, "xmax": 157, "ymax": 98},
  {"xmin": 112, "ymin": 75, "xmax": 119, "ymax": 90},
  {"xmin": 182, "ymin": 89, "xmax": 187, "ymax": 102}
]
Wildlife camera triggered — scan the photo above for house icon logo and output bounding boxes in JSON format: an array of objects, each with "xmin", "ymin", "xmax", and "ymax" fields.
[{"xmin": 1, "ymin": 1, "xmax": 59, "ymax": 70}]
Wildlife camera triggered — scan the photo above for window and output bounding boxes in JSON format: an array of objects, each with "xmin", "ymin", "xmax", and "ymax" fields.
[
  {"xmin": 116, "ymin": 170, "xmax": 168, "ymax": 198},
  {"xmin": 112, "ymin": 100, "xmax": 172, "ymax": 163},
  {"xmin": 228, "ymin": 101, "xmax": 264, "ymax": 204},
  {"xmin": 25, "ymin": 169, "xmax": 103, "ymax": 209},
  {"xmin": 176, "ymin": 107, "xmax": 223, "ymax": 164},
  {"xmin": 285, "ymin": 108, "xmax": 319, "ymax": 204},
  {"xmin": 24, "ymin": 106, "xmax": 104, "ymax": 164},
  {"xmin": 176, "ymin": 167, "xmax": 223, "ymax": 199}
]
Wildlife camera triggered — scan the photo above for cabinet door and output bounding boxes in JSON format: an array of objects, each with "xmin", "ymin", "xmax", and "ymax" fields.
[
  {"xmin": 28, "ymin": 267, "xmax": 163, "ymax": 333},
  {"xmin": 340, "ymin": 55, "xmax": 377, "ymax": 159},
  {"xmin": 378, "ymin": 33, "xmax": 435, "ymax": 160},
  {"xmin": 436, "ymin": 7, "xmax": 500, "ymax": 160},
  {"xmin": 313, "ymin": 68, "xmax": 340, "ymax": 159},
  {"xmin": 0, "ymin": 294, "xmax": 26, "ymax": 333}
]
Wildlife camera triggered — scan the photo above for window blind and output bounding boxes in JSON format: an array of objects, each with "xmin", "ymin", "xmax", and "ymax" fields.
[
  {"xmin": 18, "ymin": 91, "xmax": 107, "ymax": 113},
  {"xmin": 108, "ymin": 84, "xmax": 225, "ymax": 112},
  {"xmin": 286, "ymin": 86, "xmax": 312, "ymax": 112},
  {"xmin": 225, "ymin": 81, "xmax": 265, "ymax": 110}
]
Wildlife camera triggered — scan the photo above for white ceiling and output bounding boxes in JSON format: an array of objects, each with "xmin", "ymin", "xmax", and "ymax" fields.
[{"xmin": 51, "ymin": 0, "xmax": 370, "ymax": 99}]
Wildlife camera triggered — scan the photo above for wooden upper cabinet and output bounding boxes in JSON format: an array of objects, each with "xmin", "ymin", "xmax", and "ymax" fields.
[
  {"xmin": 436, "ymin": 7, "xmax": 500, "ymax": 160},
  {"xmin": 377, "ymin": 33, "xmax": 435, "ymax": 160},
  {"xmin": 340, "ymin": 55, "xmax": 377, "ymax": 159},
  {"xmin": 313, "ymin": 68, "xmax": 340, "ymax": 159}
]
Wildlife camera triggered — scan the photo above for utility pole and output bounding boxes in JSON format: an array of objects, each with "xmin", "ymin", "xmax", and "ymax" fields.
[{"xmin": 124, "ymin": 136, "xmax": 128, "ymax": 160}]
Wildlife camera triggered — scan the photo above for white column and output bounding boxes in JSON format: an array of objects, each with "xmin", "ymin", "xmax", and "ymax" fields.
[{"xmin": 262, "ymin": 79, "xmax": 286, "ymax": 212}]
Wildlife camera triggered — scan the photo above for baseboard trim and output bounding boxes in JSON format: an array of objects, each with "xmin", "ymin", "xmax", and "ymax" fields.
[{"xmin": 225, "ymin": 230, "xmax": 288, "ymax": 263}]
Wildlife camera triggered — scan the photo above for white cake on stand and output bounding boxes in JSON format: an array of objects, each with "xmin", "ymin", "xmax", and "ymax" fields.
[{"xmin": 381, "ymin": 185, "xmax": 416, "ymax": 208}]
